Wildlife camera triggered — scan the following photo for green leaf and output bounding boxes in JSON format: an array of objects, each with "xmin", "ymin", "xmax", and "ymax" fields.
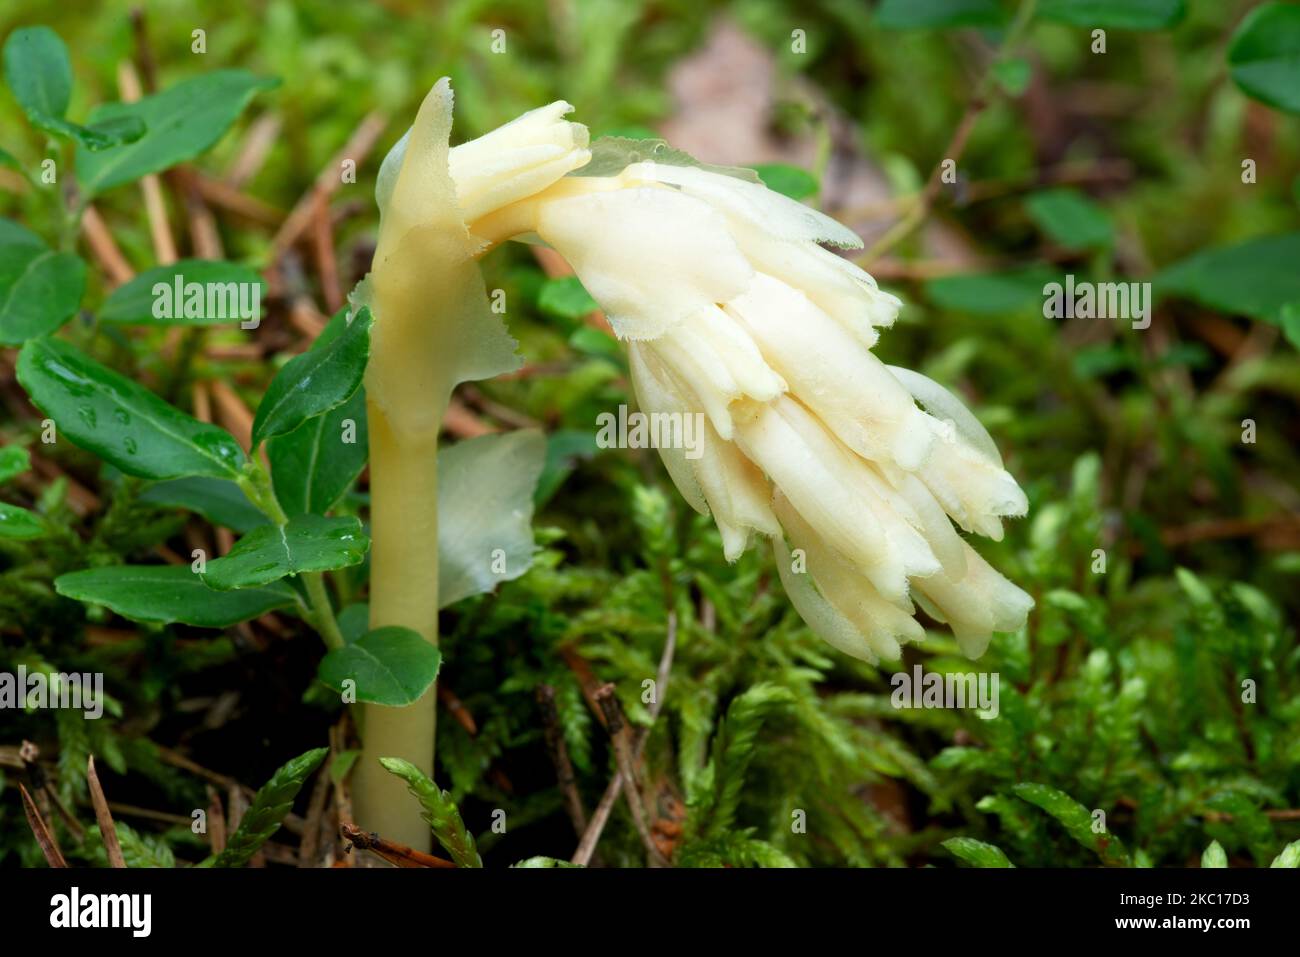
[
  {"xmin": 54, "ymin": 565, "xmax": 297, "ymax": 627},
  {"xmin": 876, "ymin": 0, "xmax": 1004, "ymax": 30},
  {"xmin": 1205, "ymin": 792, "xmax": 1275, "ymax": 862},
  {"xmin": 336, "ymin": 603, "xmax": 369, "ymax": 643},
  {"xmin": 438, "ymin": 430, "xmax": 546, "ymax": 607},
  {"xmin": 1026, "ymin": 188, "xmax": 1113, "ymax": 250},
  {"xmin": 942, "ymin": 837, "xmax": 1016, "ymax": 867},
  {"xmin": 70, "ymin": 116, "xmax": 146, "ymax": 151},
  {"xmin": 94, "ymin": 821, "xmax": 174, "ymax": 868},
  {"xmin": 689, "ymin": 683, "xmax": 794, "ymax": 841},
  {"xmin": 567, "ymin": 325, "xmax": 622, "ymax": 361},
  {"xmin": 252, "ymin": 308, "xmax": 371, "ymax": 447},
  {"xmin": 0, "ymin": 244, "xmax": 86, "ymax": 344},
  {"xmin": 138, "ymin": 477, "xmax": 268, "ymax": 533},
  {"xmin": 536, "ymin": 429, "xmax": 599, "ymax": 506},
  {"xmin": 1039, "ymin": 0, "xmax": 1186, "ymax": 30},
  {"xmin": 537, "ymin": 276, "xmax": 599, "ymax": 320},
  {"xmin": 211, "ymin": 748, "xmax": 328, "ymax": 867},
  {"xmin": 1201, "ymin": 840, "xmax": 1228, "ymax": 868},
  {"xmin": 202, "ymin": 514, "xmax": 368, "ymax": 590},
  {"xmin": 1228, "ymin": 3, "xmax": 1300, "ymax": 115},
  {"xmin": 1283, "ymin": 303, "xmax": 1300, "ymax": 351},
  {"xmin": 75, "ymin": 70, "xmax": 278, "ymax": 196},
  {"xmin": 1271, "ymin": 840, "xmax": 1300, "ymax": 868},
  {"xmin": 263, "ymin": 315, "xmax": 368, "ymax": 498},
  {"xmin": 752, "ymin": 163, "xmax": 819, "ymax": 200},
  {"xmin": 268, "ymin": 386, "xmax": 368, "ymax": 516},
  {"xmin": 17, "ymin": 336, "xmax": 246, "ymax": 480},
  {"xmin": 0, "ymin": 446, "xmax": 31, "ymax": 483},
  {"xmin": 378, "ymin": 757, "xmax": 481, "ymax": 867},
  {"xmin": 0, "ymin": 217, "xmax": 44, "ymax": 247},
  {"xmin": 330, "ymin": 749, "xmax": 360, "ymax": 784},
  {"xmin": 318, "ymin": 628, "xmax": 441, "ymax": 707},
  {"xmin": 3, "ymin": 27, "xmax": 71, "ymax": 125},
  {"xmin": 993, "ymin": 58, "xmax": 1033, "ymax": 97},
  {"xmin": 1155, "ymin": 232, "xmax": 1300, "ymax": 324},
  {"xmin": 0, "ymin": 501, "xmax": 45, "ymax": 539},
  {"xmin": 1011, "ymin": 782, "xmax": 1130, "ymax": 866},
  {"xmin": 99, "ymin": 260, "xmax": 266, "ymax": 326},
  {"xmin": 926, "ymin": 266, "xmax": 1059, "ymax": 315},
  {"xmin": 1, "ymin": 27, "xmax": 143, "ymax": 150}
]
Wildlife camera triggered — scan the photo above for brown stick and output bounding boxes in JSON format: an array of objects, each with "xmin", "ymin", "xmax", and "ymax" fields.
[
  {"xmin": 595, "ymin": 684, "xmax": 667, "ymax": 866},
  {"xmin": 40, "ymin": 779, "xmax": 85, "ymax": 844},
  {"xmin": 168, "ymin": 166, "xmax": 224, "ymax": 259},
  {"xmin": 439, "ymin": 685, "xmax": 480, "ymax": 736},
  {"xmin": 271, "ymin": 112, "xmax": 387, "ymax": 260},
  {"xmin": 311, "ymin": 189, "xmax": 343, "ymax": 313},
  {"xmin": 571, "ymin": 613, "xmax": 676, "ymax": 866},
  {"xmin": 224, "ymin": 113, "xmax": 283, "ymax": 188},
  {"xmin": 208, "ymin": 379, "xmax": 255, "ymax": 450},
  {"xmin": 118, "ymin": 60, "xmax": 177, "ymax": 265},
  {"xmin": 80, "ymin": 206, "xmax": 135, "ymax": 286},
  {"xmin": 340, "ymin": 823, "xmax": 455, "ymax": 869},
  {"xmin": 87, "ymin": 756, "xmax": 126, "ymax": 867},
  {"xmin": 129, "ymin": 8, "xmax": 158, "ymax": 93},
  {"xmin": 193, "ymin": 175, "xmax": 284, "ymax": 226},
  {"xmin": 298, "ymin": 755, "xmax": 333, "ymax": 867},
  {"xmin": 202, "ymin": 786, "xmax": 226, "ymax": 853},
  {"xmin": 20, "ymin": 783, "xmax": 67, "ymax": 868},
  {"xmin": 537, "ymin": 684, "xmax": 588, "ymax": 837}
]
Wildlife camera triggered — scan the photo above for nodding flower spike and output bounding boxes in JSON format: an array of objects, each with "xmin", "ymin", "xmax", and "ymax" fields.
[{"xmin": 378, "ymin": 80, "xmax": 1033, "ymax": 665}]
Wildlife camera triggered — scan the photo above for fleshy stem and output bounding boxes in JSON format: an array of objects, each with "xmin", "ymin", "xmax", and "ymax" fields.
[{"xmin": 237, "ymin": 460, "xmax": 345, "ymax": 650}]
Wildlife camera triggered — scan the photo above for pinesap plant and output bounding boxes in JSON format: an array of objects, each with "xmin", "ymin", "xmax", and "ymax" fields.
[{"xmin": 3, "ymin": 5, "xmax": 1300, "ymax": 869}]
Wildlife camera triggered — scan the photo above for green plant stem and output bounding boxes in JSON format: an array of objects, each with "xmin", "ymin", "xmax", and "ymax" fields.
[{"xmin": 237, "ymin": 462, "xmax": 344, "ymax": 650}]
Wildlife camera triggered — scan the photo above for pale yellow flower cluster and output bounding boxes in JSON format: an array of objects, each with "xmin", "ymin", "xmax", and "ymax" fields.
[{"xmin": 386, "ymin": 83, "xmax": 1033, "ymax": 663}]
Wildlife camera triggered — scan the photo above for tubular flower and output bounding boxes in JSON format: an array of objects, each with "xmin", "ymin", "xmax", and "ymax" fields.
[{"xmin": 371, "ymin": 80, "xmax": 1033, "ymax": 667}]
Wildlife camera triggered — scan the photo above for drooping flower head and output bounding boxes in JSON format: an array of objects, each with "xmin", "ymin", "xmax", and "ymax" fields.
[{"xmin": 366, "ymin": 80, "xmax": 1033, "ymax": 664}]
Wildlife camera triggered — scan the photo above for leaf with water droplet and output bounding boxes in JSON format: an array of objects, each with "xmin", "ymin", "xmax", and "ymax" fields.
[
  {"xmin": 202, "ymin": 514, "xmax": 369, "ymax": 590},
  {"xmin": 252, "ymin": 307, "xmax": 371, "ymax": 448},
  {"xmin": 0, "ymin": 502, "xmax": 45, "ymax": 539},
  {"xmin": 16, "ymin": 336, "xmax": 246, "ymax": 480},
  {"xmin": 75, "ymin": 70, "xmax": 277, "ymax": 196}
]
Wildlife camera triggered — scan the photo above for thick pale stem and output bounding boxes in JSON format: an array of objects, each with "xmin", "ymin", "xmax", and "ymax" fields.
[{"xmin": 352, "ymin": 405, "xmax": 441, "ymax": 851}]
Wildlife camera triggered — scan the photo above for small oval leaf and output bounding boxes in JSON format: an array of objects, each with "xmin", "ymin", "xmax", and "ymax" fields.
[
  {"xmin": 317, "ymin": 627, "xmax": 441, "ymax": 707},
  {"xmin": 0, "ymin": 245, "xmax": 86, "ymax": 344}
]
